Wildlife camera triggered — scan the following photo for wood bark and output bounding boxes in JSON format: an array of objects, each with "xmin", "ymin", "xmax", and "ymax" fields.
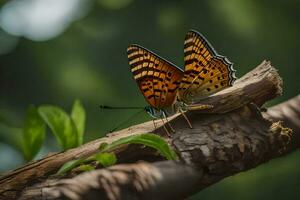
[{"xmin": 0, "ymin": 60, "xmax": 298, "ymax": 200}]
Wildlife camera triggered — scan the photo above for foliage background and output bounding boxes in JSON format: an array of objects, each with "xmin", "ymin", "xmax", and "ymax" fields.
[{"xmin": 0, "ymin": 0, "xmax": 299, "ymax": 199}]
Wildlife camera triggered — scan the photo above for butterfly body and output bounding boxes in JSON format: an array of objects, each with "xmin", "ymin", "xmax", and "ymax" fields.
[
  {"xmin": 127, "ymin": 30, "xmax": 236, "ymax": 121},
  {"xmin": 144, "ymin": 106, "xmax": 168, "ymax": 119},
  {"xmin": 144, "ymin": 100, "xmax": 188, "ymax": 119}
]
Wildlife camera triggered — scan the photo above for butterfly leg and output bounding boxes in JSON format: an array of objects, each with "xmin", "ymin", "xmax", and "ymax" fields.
[
  {"xmin": 164, "ymin": 116, "xmax": 175, "ymax": 132},
  {"xmin": 179, "ymin": 109, "xmax": 193, "ymax": 129},
  {"xmin": 152, "ymin": 119, "xmax": 157, "ymax": 130},
  {"xmin": 160, "ymin": 117, "xmax": 171, "ymax": 137},
  {"xmin": 162, "ymin": 110, "xmax": 175, "ymax": 132}
]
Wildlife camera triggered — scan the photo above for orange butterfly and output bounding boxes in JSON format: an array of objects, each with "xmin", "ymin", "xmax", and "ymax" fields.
[
  {"xmin": 178, "ymin": 31, "xmax": 236, "ymax": 103},
  {"xmin": 127, "ymin": 30, "xmax": 236, "ymax": 133}
]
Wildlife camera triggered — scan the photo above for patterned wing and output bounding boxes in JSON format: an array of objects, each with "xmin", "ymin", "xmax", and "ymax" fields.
[
  {"xmin": 127, "ymin": 44, "xmax": 184, "ymax": 109},
  {"xmin": 179, "ymin": 30, "xmax": 236, "ymax": 103}
]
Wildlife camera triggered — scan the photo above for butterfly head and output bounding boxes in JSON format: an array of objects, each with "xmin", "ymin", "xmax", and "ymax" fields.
[
  {"xmin": 178, "ymin": 93, "xmax": 194, "ymax": 105},
  {"xmin": 173, "ymin": 100, "xmax": 188, "ymax": 112}
]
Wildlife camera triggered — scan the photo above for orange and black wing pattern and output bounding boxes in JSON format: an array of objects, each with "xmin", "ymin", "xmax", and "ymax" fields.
[
  {"xmin": 179, "ymin": 30, "xmax": 236, "ymax": 103},
  {"xmin": 127, "ymin": 44, "xmax": 184, "ymax": 109}
]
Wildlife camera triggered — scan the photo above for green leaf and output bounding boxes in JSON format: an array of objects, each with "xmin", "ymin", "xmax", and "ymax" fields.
[
  {"xmin": 89, "ymin": 152, "xmax": 117, "ymax": 167},
  {"xmin": 22, "ymin": 105, "xmax": 46, "ymax": 161},
  {"xmin": 38, "ymin": 105, "xmax": 78, "ymax": 150},
  {"xmin": 100, "ymin": 134, "xmax": 178, "ymax": 160},
  {"xmin": 57, "ymin": 158, "xmax": 84, "ymax": 175},
  {"xmin": 71, "ymin": 99, "xmax": 86, "ymax": 145},
  {"xmin": 78, "ymin": 164, "xmax": 95, "ymax": 172}
]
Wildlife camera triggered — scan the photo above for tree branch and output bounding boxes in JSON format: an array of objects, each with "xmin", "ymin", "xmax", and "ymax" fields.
[
  {"xmin": 188, "ymin": 60, "xmax": 282, "ymax": 113},
  {"xmin": 0, "ymin": 60, "xmax": 298, "ymax": 200},
  {"xmin": 263, "ymin": 95, "xmax": 300, "ymax": 150}
]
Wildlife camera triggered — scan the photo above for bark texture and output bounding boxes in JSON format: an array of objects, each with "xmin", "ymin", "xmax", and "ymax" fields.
[{"xmin": 0, "ymin": 60, "xmax": 299, "ymax": 200}]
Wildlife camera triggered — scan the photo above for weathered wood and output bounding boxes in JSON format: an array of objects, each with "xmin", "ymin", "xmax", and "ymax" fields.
[
  {"xmin": 0, "ymin": 60, "xmax": 298, "ymax": 200},
  {"xmin": 20, "ymin": 161, "xmax": 202, "ymax": 200},
  {"xmin": 263, "ymin": 94, "xmax": 300, "ymax": 150},
  {"xmin": 20, "ymin": 101, "xmax": 295, "ymax": 200},
  {"xmin": 188, "ymin": 60, "xmax": 282, "ymax": 113}
]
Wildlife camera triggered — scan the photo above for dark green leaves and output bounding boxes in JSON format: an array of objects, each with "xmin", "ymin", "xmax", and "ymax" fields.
[
  {"xmin": 78, "ymin": 164, "xmax": 95, "ymax": 172},
  {"xmin": 89, "ymin": 152, "xmax": 117, "ymax": 167},
  {"xmin": 39, "ymin": 105, "xmax": 77, "ymax": 149},
  {"xmin": 21, "ymin": 100, "xmax": 86, "ymax": 161},
  {"xmin": 57, "ymin": 133, "xmax": 178, "ymax": 175},
  {"xmin": 57, "ymin": 152, "xmax": 116, "ymax": 174},
  {"xmin": 71, "ymin": 100, "xmax": 86, "ymax": 145},
  {"xmin": 38, "ymin": 99, "xmax": 86, "ymax": 150},
  {"xmin": 57, "ymin": 158, "xmax": 85, "ymax": 174},
  {"xmin": 22, "ymin": 105, "xmax": 46, "ymax": 161},
  {"xmin": 100, "ymin": 133, "xmax": 178, "ymax": 160}
]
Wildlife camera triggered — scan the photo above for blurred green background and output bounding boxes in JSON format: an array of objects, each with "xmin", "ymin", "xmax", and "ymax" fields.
[{"xmin": 0, "ymin": 0, "xmax": 299, "ymax": 199}]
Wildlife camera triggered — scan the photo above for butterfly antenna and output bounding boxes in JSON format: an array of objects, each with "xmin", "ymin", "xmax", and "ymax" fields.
[
  {"xmin": 100, "ymin": 105, "xmax": 144, "ymax": 110},
  {"xmin": 109, "ymin": 109, "xmax": 144, "ymax": 133}
]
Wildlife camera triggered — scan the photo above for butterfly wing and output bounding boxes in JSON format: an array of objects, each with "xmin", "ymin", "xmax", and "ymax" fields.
[
  {"xmin": 178, "ymin": 30, "xmax": 236, "ymax": 103},
  {"xmin": 127, "ymin": 44, "xmax": 184, "ymax": 109}
]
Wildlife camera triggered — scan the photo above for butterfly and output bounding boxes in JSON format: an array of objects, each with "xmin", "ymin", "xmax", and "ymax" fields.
[{"xmin": 127, "ymin": 30, "xmax": 236, "ymax": 133}]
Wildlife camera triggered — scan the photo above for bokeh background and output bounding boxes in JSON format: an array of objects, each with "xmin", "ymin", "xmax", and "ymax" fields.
[{"xmin": 0, "ymin": 0, "xmax": 299, "ymax": 199}]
